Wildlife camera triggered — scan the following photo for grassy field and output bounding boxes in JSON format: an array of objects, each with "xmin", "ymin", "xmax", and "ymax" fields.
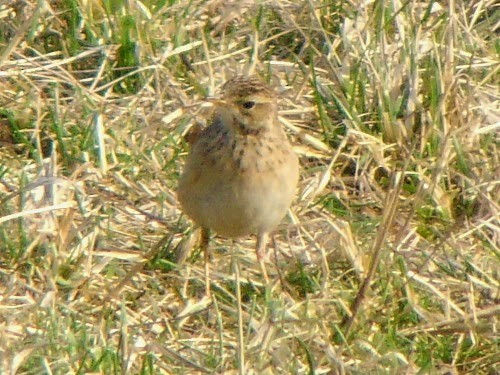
[{"xmin": 0, "ymin": 0, "xmax": 498, "ymax": 374}]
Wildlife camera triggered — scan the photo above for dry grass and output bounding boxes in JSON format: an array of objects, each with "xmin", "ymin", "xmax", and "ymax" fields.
[{"xmin": 0, "ymin": 0, "xmax": 498, "ymax": 374}]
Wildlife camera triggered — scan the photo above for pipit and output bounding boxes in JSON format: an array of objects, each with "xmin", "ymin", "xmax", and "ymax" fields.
[{"xmin": 178, "ymin": 75, "xmax": 299, "ymax": 292}]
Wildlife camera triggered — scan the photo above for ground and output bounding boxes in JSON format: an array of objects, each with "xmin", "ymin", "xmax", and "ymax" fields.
[{"xmin": 0, "ymin": 1, "xmax": 498, "ymax": 374}]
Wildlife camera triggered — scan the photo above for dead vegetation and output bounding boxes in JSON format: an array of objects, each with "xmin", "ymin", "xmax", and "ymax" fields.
[{"xmin": 0, "ymin": 0, "xmax": 498, "ymax": 373}]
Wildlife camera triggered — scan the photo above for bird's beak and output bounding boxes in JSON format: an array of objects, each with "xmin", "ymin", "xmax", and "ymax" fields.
[
  {"xmin": 203, "ymin": 97, "xmax": 229, "ymax": 110},
  {"xmin": 206, "ymin": 98, "xmax": 227, "ymax": 106},
  {"xmin": 209, "ymin": 99, "xmax": 240, "ymax": 113}
]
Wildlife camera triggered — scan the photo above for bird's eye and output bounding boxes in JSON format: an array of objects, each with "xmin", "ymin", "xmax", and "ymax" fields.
[{"xmin": 242, "ymin": 101, "xmax": 255, "ymax": 109}]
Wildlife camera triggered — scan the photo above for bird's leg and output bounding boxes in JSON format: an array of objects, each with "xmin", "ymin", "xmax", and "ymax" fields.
[
  {"xmin": 201, "ymin": 227, "xmax": 211, "ymax": 297},
  {"xmin": 256, "ymin": 232, "xmax": 270, "ymax": 285}
]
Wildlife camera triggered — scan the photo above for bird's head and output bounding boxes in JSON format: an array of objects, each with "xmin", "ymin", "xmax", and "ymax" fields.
[{"xmin": 215, "ymin": 76, "xmax": 278, "ymax": 135}]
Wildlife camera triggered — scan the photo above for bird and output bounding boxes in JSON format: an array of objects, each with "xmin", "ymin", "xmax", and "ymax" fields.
[{"xmin": 177, "ymin": 75, "xmax": 299, "ymax": 294}]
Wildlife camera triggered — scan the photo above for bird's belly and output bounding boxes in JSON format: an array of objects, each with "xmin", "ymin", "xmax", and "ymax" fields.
[{"xmin": 184, "ymin": 166, "xmax": 297, "ymax": 238}]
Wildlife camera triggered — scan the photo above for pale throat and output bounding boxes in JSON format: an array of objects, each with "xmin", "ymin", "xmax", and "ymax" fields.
[{"xmin": 234, "ymin": 114, "xmax": 275, "ymax": 136}]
